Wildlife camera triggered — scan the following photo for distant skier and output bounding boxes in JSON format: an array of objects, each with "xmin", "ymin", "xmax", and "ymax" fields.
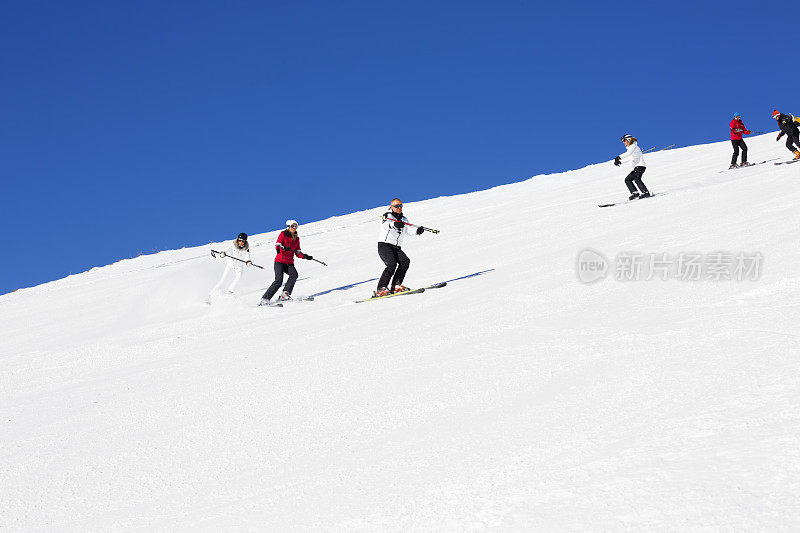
[
  {"xmin": 209, "ymin": 232, "xmax": 252, "ymax": 299},
  {"xmin": 375, "ymin": 198, "xmax": 426, "ymax": 297},
  {"xmin": 729, "ymin": 113, "xmax": 752, "ymax": 168},
  {"xmin": 259, "ymin": 220, "xmax": 315, "ymax": 305},
  {"xmin": 773, "ymin": 109, "xmax": 800, "ymax": 159},
  {"xmin": 614, "ymin": 134, "xmax": 651, "ymax": 200}
]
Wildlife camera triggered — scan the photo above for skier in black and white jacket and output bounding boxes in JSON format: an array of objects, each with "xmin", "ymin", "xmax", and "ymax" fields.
[
  {"xmin": 614, "ymin": 134, "xmax": 651, "ymax": 200},
  {"xmin": 375, "ymin": 198, "xmax": 425, "ymax": 297}
]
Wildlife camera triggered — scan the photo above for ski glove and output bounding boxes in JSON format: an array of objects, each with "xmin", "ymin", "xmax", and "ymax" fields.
[
  {"xmin": 416, "ymin": 226, "xmax": 425, "ymax": 235},
  {"xmin": 220, "ymin": 251, "xmax": 227, "ymax": 257},
  {"xmin": 614, "ymin": 156, "xmax": 621, "ymax": 166},
  {"xmin": 303, "ymin": 254, "xmax": 313, "ymax": 260},
  {"xmin": 393, "ymin": 219, "xmax": 404, "ymax": 229}
]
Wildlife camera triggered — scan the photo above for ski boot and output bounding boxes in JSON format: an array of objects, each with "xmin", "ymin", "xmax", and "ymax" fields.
[
  {"xmin": 259, "ymin": 298, "xmax": 283, "ymax": 307},
  {"xmin": 392, "ymin": 285, "xmax": 411, "ymax": 294},
  {"xmin": 277, "ymin": 291, "xmax": 293, "ymax": 302},
  {"xmin": 628, "ymin": 192, "xmax": 640, "ymax": 201},
  {"xmin": 639, "ymin": 191, "xmax": 652, "ymax": 199},
  {"xmin": 794, "ymin": 151, "xmax": 800, "ymax": 160},
  {"xmin": 372, "ymin": 287, "xmax": 391, "ymax": 298},
  {"xmin": 729, "ymin": 164, "xmax": 738, "ymax": 169},
  {"xmin": 740, "ymin": 161, "xmax": 753, "ymax": 167}
]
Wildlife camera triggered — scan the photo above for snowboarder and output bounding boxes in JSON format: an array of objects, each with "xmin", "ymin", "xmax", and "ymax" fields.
[
  {"xmin": 773, "ymin": 109, "xmax": 800, "ymax": 159},
  {"xmin": 209, "ymin": 232, "xmax": 252, "ymax": 299},
  {"xmin": 374, "ymin": 199, "xmax": 426, "ymax": 297},
  {"xmin": 259, "ymin": 220, "xmax": 315, "ymax": 305},
  {"xmin": 729, "ymin": 113, "xmax": 752, "ymax": 168},
  {"xmin": 614, "ymin": 134, "xmax": 651, "ymax": 200}
]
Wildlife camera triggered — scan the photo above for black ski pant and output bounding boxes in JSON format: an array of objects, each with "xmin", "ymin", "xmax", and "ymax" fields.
[
  {"xmin": 263, "ymin": 261, "xmax": 298, "ymax": 300},
  {"xmin": 730, "ymin": 139, "xmax": 748, "ymax": 165},
  {"xmin": 624, "ymin": 166, "xmax": 649, "ymax": 194},
  {"xmin": 783, "ymin": 129, "xmax": 800, "ymax": 153},
  {"xmin": 377, "ymin": 242, "xmax": 410, "ymax": 290}
]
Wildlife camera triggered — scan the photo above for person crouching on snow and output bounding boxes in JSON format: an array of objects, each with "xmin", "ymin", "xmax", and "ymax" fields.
[
  {"xmin": 209, "ymin": 232, "xmax": 252, "ymax": 299},
  {"xmin": 259, "ymin": 220, "xmax": 315, "ymax": 305},
  {"xmin": 614, "ymin": 134, "xmax": 651, "ymax": 200}
]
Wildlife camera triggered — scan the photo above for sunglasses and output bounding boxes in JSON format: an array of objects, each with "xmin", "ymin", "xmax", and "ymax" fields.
[{"xmin": 391, "ymin": 204, "xmax": 403, "ymax": 208}]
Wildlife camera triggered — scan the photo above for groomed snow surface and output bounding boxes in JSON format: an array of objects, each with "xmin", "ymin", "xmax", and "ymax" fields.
[{"xmin": 3, "ymin": 134, "xmax": 800, "ymax": 531}]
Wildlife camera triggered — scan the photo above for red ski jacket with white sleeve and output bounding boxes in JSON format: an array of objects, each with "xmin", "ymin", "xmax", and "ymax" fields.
[{"xmin": 274, "ymin": 230, "xmax": 305, "ymax": 265}]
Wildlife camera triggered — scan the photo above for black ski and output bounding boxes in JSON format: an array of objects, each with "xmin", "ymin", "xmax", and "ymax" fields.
[
  {"xmin": 599, "ymin": 193, "xmax": 663, "ymax": 208},
  {"xmin": 774, "ymin": 159, "xmax": 800, "ymax": 165}
]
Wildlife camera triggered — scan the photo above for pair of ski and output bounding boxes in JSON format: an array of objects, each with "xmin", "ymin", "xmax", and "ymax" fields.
[
  {"xmin": 354, "ymin": 282, "xmax": 447, "ymax": 303},
  {"xmin": 598, "ymin": 192, "xmax": 664, "ymax": 208},
  {"xmin": 258, "ymin": 296, "xmax": 314, "ymax": 308},
  {"xmin": 718, "ymin": 159, "xmax": 778, "ymax": 173}
]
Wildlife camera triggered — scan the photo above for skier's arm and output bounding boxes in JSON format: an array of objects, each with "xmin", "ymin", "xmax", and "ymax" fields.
[
  {"xmin": 382, "ymin": 213, "xmax": 404, "ymax": 230},
  {"xmin": 618, "ymin": 144, "xmax": 634, "ymax": 161}
]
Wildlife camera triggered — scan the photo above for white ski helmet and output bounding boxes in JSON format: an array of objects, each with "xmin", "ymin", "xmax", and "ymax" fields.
[
  {"xmin": 620, "ymin": 134, "xmax": 633, "ymax": 142},
  {"xmin": 286, "ymin": 219, "xmax": 298, "ymax": 228}
]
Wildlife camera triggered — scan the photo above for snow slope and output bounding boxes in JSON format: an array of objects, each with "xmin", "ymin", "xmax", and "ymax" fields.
[{"xmin": 2, "ymin": 134, "xmax": 800, "ymax": 531}]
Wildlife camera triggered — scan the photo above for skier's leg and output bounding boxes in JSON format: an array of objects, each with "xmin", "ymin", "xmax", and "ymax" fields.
[
  {"xmin": 632, "ymin": 166, "xmax": 649, "ymax": 194},
  {"xmin": 790, "ymin": 131, "xmax": 800, "ymax": 152},
  {"xmin": 377, "ymin": 243, "xmax": 398, "ymax": 289},
  {"xmin": 739, "ymin": 140, "xmax": 748, "ymax": 164},
  {"xmin": 210, "ymin": 263, "xmax": 232, "ymax": 295},
  {"xmin": 624, "ymin": 171, "xmax": 638, "ymax": 193},
  {"xmin": 391, "ymin": 249, "xmax": 411, "ymax": 288},
  {"xmin": 226, "ymin": 266, "xmax": 243, "ymax": 293},
  {"xmin": 284, "ymin": 265, "xmax": 299, "ymax": 295},
  {"xmin": 262, "ymin": 262, "xmax": 285, "ymax": 300},
  {"xmin": 730, "ymin": 140, "xmax": 739, "ymax": 166},
  {"xmin": 786, "ymin": 135, "xmax": 796, "ymax": 153}
]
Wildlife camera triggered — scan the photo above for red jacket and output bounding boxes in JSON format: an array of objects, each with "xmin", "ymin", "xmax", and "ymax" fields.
[
  {"xmin": 274, "ymin": 230, "xmax": 305, "ymax": 264},
  {"xmin": 730, "ymin": 118, "xmax": 751, "ymax": 140}
]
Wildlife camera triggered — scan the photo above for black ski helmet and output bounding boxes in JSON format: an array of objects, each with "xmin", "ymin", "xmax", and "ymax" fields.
[{"xmin": 238, "ymin": 232, "xmax": 247, "ymax": 241}]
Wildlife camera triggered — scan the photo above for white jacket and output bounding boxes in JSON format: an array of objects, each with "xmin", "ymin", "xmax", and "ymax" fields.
[
  {"xmin": 378, "ymin": 212, "xmax": 416, "ymax": 247},
  {"xmin": 619, "ymin": 141, "xmax": 646, "ymax": 169},
  {"xmin": 223, "ymin": 241, "xmax": 251, "ymax": 269}
]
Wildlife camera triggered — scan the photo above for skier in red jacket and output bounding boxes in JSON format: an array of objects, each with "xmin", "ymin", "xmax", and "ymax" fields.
[
  {"xmin": 729, "ymin": 113, "xmax": 752, "ymax": 169},
  {"xmin": 259, "ymin": 220, "xmax": 315, "ymax": 305}
]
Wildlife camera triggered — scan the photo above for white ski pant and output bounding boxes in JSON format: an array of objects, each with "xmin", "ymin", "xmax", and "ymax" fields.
[{"xmin": 210, "ymin": 261, "xmax": 243, "ymax": 294}]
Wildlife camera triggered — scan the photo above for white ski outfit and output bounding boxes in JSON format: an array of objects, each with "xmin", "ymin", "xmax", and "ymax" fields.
[
  {"xmin": 618, "ymin": 141, "xmax": 647, "ymax": 169},
  {"xmin": 209, "ymin": 240, "xmax": 252, "ymax": 295},
  {"xmin": 378, "ymin": 213, "xmax": 418, "ymax": 247}
]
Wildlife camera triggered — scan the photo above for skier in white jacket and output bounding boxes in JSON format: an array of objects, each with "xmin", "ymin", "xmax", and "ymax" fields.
[
  {"xmin": 614, "ymin": 134, "xmax": 651, "ymax": 200},
  {"xmin": 209, "ymin": 232, "xmax": 252, "ymax": 299}
]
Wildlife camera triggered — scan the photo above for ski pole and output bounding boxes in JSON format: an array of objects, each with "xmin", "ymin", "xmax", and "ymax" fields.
[
  {"xmin": 380, "ymin": 216, "xmax": 440, "ymax": 234},
  {"xmin": 276, "ymin": 244, "xmax": 327, "ymax": 266},
  {"xmin": 210, "ymin": 250, "xmax": 264, "ymax": 269},
  {"xmin": 658, "ymin": 144, "xmax": 675, "ymax": 151}
]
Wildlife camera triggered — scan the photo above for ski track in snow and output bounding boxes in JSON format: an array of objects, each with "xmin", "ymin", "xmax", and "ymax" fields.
[{"xmin": 2, "ymin": 134, "xmax": 800, "ymax": 530}]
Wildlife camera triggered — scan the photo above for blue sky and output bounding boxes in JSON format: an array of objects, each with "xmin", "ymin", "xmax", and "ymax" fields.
[{"xmin": 0, "ymin": 1, "xmax": 788, "ymax": 294}]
